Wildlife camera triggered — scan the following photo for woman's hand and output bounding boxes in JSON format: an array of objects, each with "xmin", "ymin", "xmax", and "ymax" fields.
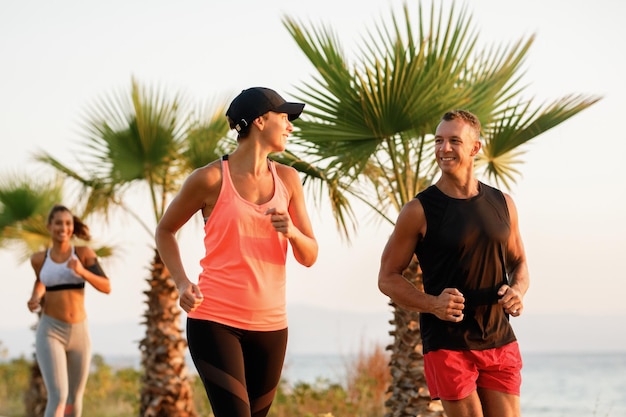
[
  {"xmin": 177, "ymin": 280, "xmax": 204, "ymax": 313},
  {"xmin": 265, "ymin": 207, "xmax": 294, "ymax": 237},
  {"xmin": 67, "ymin": 255, "xmax": 86, "ymax": 278},
  {"xmin": 27, "ymin": 296, "xmax": 42, "ymax": 313}
]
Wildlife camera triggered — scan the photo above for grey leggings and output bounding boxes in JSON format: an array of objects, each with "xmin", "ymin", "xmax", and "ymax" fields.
[{"xmin": 35, "ymin": 314, "xmax": 91, "ymax": 417}]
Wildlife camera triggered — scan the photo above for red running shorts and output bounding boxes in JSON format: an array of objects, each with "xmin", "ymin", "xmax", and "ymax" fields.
[{"xmin": 423, "ymin": 341, "xmax": 522, "ymax": 401}]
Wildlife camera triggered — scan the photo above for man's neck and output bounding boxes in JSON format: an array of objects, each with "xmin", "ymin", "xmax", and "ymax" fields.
[{"xmin": 435, "ymin": 175, "xmax": 480, "ymax": 199}]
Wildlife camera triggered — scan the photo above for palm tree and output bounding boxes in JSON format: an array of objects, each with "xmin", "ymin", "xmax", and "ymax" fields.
[
  {"xmin": 282, "ymin": 2, "xmax": 600, "ymax": 416},
  {"xmin": 0, "ymin": 174, "xmax": 112, "ymax": 417},
  {"xmin": 0, "ymin": 175, "xmax": 63, "ymax": 255},
  {"xmin": 0, "ymin": 175, "xmax": 63, "ymax": 417},
  {"xmin": 35, "ymin": 78, "xmax": 233, "ymax": 417}
]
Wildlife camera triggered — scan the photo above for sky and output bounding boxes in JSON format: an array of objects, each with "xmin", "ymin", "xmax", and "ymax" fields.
[{"xmin": 1, "ymin": 0, "xmax": 625, "ymax": 357}]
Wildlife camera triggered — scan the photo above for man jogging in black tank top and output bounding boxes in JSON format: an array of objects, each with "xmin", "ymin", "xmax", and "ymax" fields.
[{"xmin": 378, "ymin": 110, "xmax": 530, "ymax": 417}]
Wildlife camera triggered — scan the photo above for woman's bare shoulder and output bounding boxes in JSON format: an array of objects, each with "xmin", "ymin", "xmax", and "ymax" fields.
[
  {"xmin": 187, "ymin": 159, "xmax": 222, "ymax": 187},
  {"xmin": 74, "ymin": 245, "xmax": 96, "ymax": 259},
  {"xmin": 30, "ymin": 250, "xmax": 47, "ymax": 270},
  {"xmin": 274, "ymin": 162, "xmax": 300, "ymax": 185}
]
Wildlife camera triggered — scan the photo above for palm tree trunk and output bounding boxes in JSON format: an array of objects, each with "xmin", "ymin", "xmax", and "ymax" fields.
[
  {"xmin": 139, "ymin": 250, "xmax": 197, "ymax": 417},
  {"xmin": 384, "ymin": 256, "xmax": 445, "ymax": 417},
  {"xmin": 24, "ymin": 353, "xmax": 46, "ymax": 417},
  {"xmin": 24, "ymin": 310, "xmax": 46, "ymax": 417}
]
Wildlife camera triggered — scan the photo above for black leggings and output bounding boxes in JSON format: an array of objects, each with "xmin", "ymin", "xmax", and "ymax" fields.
[{"xmin": 187, "ymin": 318, "xmax": 288, "ymax": 417}]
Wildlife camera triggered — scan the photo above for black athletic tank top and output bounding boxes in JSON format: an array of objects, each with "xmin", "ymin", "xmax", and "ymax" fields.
[{"xmin": 415, "ymin": 182, "xmax": 517, "ymax": 353}]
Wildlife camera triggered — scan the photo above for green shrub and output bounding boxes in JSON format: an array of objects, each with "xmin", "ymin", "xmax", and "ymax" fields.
[
  {"xmin": 0, "ymin": 356, "xmax": 31, "ymax": 417},
  {"xmin": 0, "ymin": 343, "xmax": 390, "ymax": 417}
]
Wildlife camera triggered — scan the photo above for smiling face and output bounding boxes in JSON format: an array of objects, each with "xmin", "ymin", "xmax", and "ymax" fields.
[
  {"xmin": 47, "ymin": 209, "xmax": 74, "ymax": 243},
  {"xmin": 434, "ymin": 118, "xmax": 481, "ymax": 175},
  {"xmin": 260, "ymin": 111, "xmax": 294, "ymax": 152}
]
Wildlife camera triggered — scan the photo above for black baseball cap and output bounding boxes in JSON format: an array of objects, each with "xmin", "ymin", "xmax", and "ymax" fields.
[{"xmin": 226, "ymin": 87, "xmax": 305, "ymax": 133}]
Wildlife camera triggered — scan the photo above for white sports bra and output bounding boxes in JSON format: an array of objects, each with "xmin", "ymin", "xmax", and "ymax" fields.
[{"xmin": 39, "ymin": 247, "xmax": 85, "ymax": 292}]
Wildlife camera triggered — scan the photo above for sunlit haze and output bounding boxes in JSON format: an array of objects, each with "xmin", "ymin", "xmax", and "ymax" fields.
[{"xmin": 1, "ymin": 0, "xmax": 625, "ymax": 357}]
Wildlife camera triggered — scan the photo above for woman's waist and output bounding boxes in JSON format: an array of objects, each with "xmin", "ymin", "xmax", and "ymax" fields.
[
  {"xmin": 197, "ymin": 276, "xmax": 286, "ymax": 306},
  {"xmin": 42, "ymin": 291, "xmax": 87, "ymax": 324},
  {"xmin": 188, "ymin": 299, "xmax": 287, "ymax": 331}
]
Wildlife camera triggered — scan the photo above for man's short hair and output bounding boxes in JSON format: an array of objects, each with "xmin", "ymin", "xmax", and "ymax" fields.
[{"xmin": 441, "ymin": 110, "xmax": 481, "ymax": 140}]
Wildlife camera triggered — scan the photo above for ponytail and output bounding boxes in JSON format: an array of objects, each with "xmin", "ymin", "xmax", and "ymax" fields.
[{"xmin": 47, "ymin": 204, "xmax": 91, "ymax": 241}]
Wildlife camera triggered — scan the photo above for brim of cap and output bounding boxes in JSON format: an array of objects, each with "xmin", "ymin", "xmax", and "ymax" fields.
[{"xmin": 275, "ymin": 102, "xmax": 305, "ymax": 121}]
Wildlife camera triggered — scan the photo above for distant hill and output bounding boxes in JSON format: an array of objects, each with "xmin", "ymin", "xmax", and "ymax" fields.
[
  {"xmin": 0, "ymin": 305, "xmax": 393, "ymax": 359},
  {"xmin": 2, "ymin": 305, "xmax": 625, "ymax": 360}
]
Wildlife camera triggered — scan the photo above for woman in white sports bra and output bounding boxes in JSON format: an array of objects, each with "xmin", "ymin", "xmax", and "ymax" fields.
[{"xmin": 27, "ymin": 204, "xmax": 111, "ymax": 417}]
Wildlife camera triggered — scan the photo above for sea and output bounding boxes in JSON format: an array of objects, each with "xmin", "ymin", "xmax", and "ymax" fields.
[
  {"xmin": 278, "ymin": 351, "xmax": 626, "ymax": 417},
  {"xmin": 12, "ymin": 349, "xmax": 625, "ymax": 417}
]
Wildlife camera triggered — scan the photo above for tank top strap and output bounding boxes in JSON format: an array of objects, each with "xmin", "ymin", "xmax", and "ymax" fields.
[
  {"xmin": 44, "ymin": 246, "xmax": 76, "ymax": 265},
  {"xmin": 268, "ymin": 158, "xmax": 278, "ymax": 177},
  {"xmin": 219, "ymin": 155, "xmax": 234, "ymax": 196},
  {"xmin": 219, "ymin": 154, "xmax": 277, "ymax": 197}
]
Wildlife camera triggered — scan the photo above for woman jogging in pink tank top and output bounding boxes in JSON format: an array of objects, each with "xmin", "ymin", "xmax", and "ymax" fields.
[{"xmin": 156, "ymin": 87, "xmax": 319, "ymax": 417}]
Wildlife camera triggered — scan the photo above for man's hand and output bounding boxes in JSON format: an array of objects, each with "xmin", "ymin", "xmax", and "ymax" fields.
[
  {"xmin": 432, "ymin": 288, "xmax": 465, "ymax": 322},
  {"xmin": 498, "ymin": 284, "xmax": 524, "ymax": 317}
]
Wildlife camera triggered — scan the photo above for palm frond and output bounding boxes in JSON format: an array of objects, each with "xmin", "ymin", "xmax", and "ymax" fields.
[
  {"xmin": 271, "ymin": 150, "xmax": 357, "ymax": 240},
  {"xmin": 284, "ymin": 1, "xmax": 601, "ymax": 237},
  {"xmin": 0, "ymin": 174, "xmax": 115, "ymax": 262},
  {"xmin": 0, "ymin": 175, "xmax": 63, "ymax": 232},
  {"xmin": 183, "ymin": 101, "xmax": 233, "ymax": 171},
  {"xmin": 478, "ymin": 93, "xmax": 602, "ymax": 188}
]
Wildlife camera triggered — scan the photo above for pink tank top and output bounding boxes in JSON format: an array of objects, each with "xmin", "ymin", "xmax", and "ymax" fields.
[{"xmin": 187, "ymin": 156, "xmax": 290, "ymax": 331}]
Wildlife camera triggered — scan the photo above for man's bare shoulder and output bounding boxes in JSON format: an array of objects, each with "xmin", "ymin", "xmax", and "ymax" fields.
[
  {"xmin": 400, "ymin": 198, "xmax": 425, "ymax": 216},
  {"xmin": 394, "ymin": 198, "xmax": 427, "ymax": 238}
]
